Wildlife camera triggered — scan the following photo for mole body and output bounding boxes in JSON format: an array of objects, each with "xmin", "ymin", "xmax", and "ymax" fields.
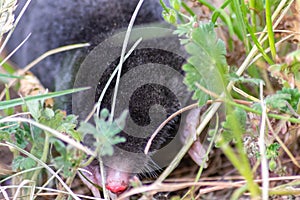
[{"xmin": 7, "ymin": 0, "xmax": 197, "ymax": 197}]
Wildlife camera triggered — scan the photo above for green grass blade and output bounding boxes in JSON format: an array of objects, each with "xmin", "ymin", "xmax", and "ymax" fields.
[
  {"xmin": 245, "ymin": 20, "xmax": 274, "ymax": 65},
  {"xmin": 181, "ymin": 1, "xmax": 195, "ymax": 17},
  {"xmin": 231, "ymin": 0, "xmax": 249, "ymax": 50},
  {"xmin": 249, "ymin": 0, "xmax": 257, "ymax": 32},
  {"xmin": 0, "ymin": 87, "xmax": 90, "ymax": 110},
  {"xmin": 265, "ymin": 0, "xmax": 276, "ymax": 60},
  {"xmin": 0, "ymin": 73, "xmax": 22, "ymax": 79},
  {"xmin": 196, "ymin": 0, "xmax": 215, "ymax": 11},
  {"xmin": 211, "ymin": 0, "xmax": 232, "ymax": 22}
]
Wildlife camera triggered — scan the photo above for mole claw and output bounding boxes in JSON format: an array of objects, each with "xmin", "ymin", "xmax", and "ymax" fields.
[{"xmin": 188, "ymin": 139, "xmax": 207, "ymax": 167}]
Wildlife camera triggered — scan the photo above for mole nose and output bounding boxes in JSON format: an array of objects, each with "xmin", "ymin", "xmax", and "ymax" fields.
[{"xmin": 106, "ymin": 183, "xmax": 128, "ymax": 194}]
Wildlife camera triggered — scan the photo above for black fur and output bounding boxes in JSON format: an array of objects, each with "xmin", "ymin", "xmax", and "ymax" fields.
[
  {"xmin": 8, "ymin": 0, "xmax": 190, "ymax": 176},
  {"xmin": 9, "ymin": 0, "xmax": 162, "ymax": 90}
]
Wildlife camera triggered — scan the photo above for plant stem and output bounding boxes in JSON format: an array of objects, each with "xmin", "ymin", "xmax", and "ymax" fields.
[
  {"xmin": 31, "ymin": 132, "xmax": 50, "ymax": 182},
  {"xmin": 265, "ymin": 0, "xmax": 276, "ymax": 60}
]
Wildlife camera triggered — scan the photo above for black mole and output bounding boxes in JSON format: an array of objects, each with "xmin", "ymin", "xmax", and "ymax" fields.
[{"xmin": 7, "ymin": 0, "xmax": 191, "ymax": 197}]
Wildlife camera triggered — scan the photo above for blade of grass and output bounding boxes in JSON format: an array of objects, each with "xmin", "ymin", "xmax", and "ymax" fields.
[
  {"xmin": 198, "ymin": 0, "xmax": 235, "ymax": 49},
  {"xmin": 110, "ymin": 0, "xmax": 144, "ymax": 122},
  {"xmin": 211, "ymin": 0, "xmax": 232, "ymax": 22},
  {"xmin": 0, "ymin": 87, "xmax": 89, "ymax": 110},
  {"xmin": 0, "ymin": 33, "xmax": 31, "ymax": 68},
  {"xmin": 0, "ymin": 73, "xmax": 22, "ymax": 79},
  {"xmin": 181, "ymin": 1, "xmax": 196, "ymax": 17},
  {"xmin": 265, "ymin": 0, "xmax": 276, "ymax": 60},
  {"xmin": 4, "ymin": 85, "xmax": 14, "ymax": 116},
  {"xmin": 249, "ymin": 0, "xmax": 257, "ymax": 32},
  {"xmin": 212, "ymin": 8, "xmax": 234, "ymax": 49},
  {"xmin": 197, "ymin": 0, "xmax": 215, "ymax": 11},
  {"xmin": 245, "ymin": 21, "xmax": 274, "ymax": 65},
  {"xmin": 231, "ymin": 0, "xmax": 249, "ymax": 50}
]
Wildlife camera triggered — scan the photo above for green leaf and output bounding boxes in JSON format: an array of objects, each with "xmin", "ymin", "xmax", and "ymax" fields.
[
  {"xmin": 39, "ymin": 110, "xmax": 81, "ymax": 141},
  {"xmin": 170, "ymin": 0, "xmax": 181, "ymax": 11},
  {"xmin": 216, "ymin": 107, "xmax": 247, "ymax": 147},
  {"xmin": 0, "ymin": 122, "xmax": 30, "ymax": 149},
  {"xmin": 269, "ymin": 158, "xmax": 277, "ymax": 171},
  {"xmin": 162, "ymin": 9, "xmax": 177, "ymax": 25},
  {"xmin": 228, "ymin": 73, "xmax": 264, "ymax": 86},
  {"xmin": 12, "ymin": 156, "xmax": 36, "ymax": 171},
  {"xmin": 183, "ymin": 63, "xmax": 209, "ymax": 105},
  {"xmin": 26, "ymin": 100, "xmax": 43, "ymax": 121},
  {"xmin": 182, "ymin": 22, "xmax": 228, "ymax": 106},
  {"xmin": 78, "ymin": 109, "xmax": 127, "ymax": 157},
  {"xmin": 277, "ymin": 88, "xmax": 300, "ymax": 112},
  {"xmin": 266, "ymin": 93, "xmax": 290, "ymax": 111},
  {"xmin": 51, "ymin": 139, "xmax": 74, "ymax": 177},
  {"xmin": 252, "ymin": 89, "xmax": 297, "ymax": 113},
  {"xmin": 0, "ymin": 73, "xmax": 22, "ymax": 79},
  {"xmin": 266, "ymin": 142, "xmax": 280, "ymax": 160}
]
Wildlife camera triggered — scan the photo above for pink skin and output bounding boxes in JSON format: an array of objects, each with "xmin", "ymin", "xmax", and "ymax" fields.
[
  {"xmin": 181, "ymin": 108, "xmax": 207, "ymax": 166},
  {"xmin": 79, "ymin": 165, "xmax": 131, "ymax": 197},
  {"xmin": 105, "ymin": 168, "xmax": 130, "ymax": 194}
]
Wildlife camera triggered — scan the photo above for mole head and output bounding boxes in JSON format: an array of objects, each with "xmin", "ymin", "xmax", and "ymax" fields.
[{"xmin": 73, "ymin": 27, "xmax": 191, "ymax": 190}]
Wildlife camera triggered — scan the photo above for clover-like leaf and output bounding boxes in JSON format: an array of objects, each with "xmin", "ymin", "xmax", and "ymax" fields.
[
  {"xmin": 182, "ymin": 22, "xmax": 228, "ymax": 106},
  {"xmin": 78, "ymin": 109, "xmax": 127, "ymax": 157}
]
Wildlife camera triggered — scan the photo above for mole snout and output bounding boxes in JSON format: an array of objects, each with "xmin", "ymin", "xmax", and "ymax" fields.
[{"xmin": 105, "ymin": 168, "xmax": 130, "ymax": 194}]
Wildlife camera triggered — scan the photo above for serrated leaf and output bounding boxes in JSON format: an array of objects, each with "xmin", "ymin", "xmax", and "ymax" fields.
[
  {"xmin": 0, "ymin": 122, "xmax": 30, "ymax": 149},
  {"xmin": 266, "ymin": 142, "xmax": 280, "ymax": 159},
  {"xmin": 183, "ymin": 63, "xmax": 209, "ymax": 105},
  {"xmin": 266, "ymin": 93, "xmax": 290, "ymax": 111},
  {"xmin": 182, "ymin": 22, "xmax": 228, "ymax": 106},
  {"xmin": 12, "ymin": 156, "xmax": 36, "ymax": 170},
  {"xmin": 216, "ymin": 107, "xmax": 247, "ymax": 146},
  {"xmin": 78, "ymin": 110, "xmax": 127, "ymax": 157},
  {"xmin": 277, "ymin": 88, "xmax": 300, "ymax": 112},
  {"xmin": 252, "ymin": 91, "xmax": 294, "ymax": 113},
  {"xmin": 51, "ymin": 138, "xmax": 74, "ymax": 177},
  {"xmin": 228, "ymin": 73, "xmax": 264, "ymax": 86}
]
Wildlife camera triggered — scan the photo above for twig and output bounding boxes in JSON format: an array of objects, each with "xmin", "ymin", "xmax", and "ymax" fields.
[
  {"xmin": 0, "ymin": 117, "xmax": 95, "ymax": 156},
  {"xmin": 1, "ymin": 142, "xmax": 81, "ymax": 200},
  {"xmin": 85, "ymin": 38, "xmax": 142, "ymax": 123},
  {"xmin": 110, "ymin": 0, "xmax": 144, "ymax": 122},
  {"xmin": 0, "ymin": 0, "xmax": 31, "ymax": 55},
  {"xmin": 144, "ymin": 103, "xmax": 199, "ymax": 154},
  {"xmin": 0, "ymin": 33, "xmax": 31, "ymax": 66},
  {"xmin": 258, "ymin": 81, "xmax": 269, "ymax": 200}
]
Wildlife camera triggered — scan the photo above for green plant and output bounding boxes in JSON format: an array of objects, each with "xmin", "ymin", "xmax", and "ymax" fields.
[{"xmin": 159, "ymin": 0, "xmax": 300, "ymax": 199}]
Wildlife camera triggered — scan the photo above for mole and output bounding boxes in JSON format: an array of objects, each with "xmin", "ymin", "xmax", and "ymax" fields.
[{"xmin": 7, "ymin": 0, "xmax": 205, "ymax": 197}]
